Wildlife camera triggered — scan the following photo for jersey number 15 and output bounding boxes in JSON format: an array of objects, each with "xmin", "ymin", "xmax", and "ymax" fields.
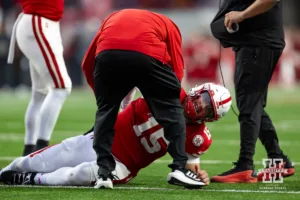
[{"xmin": 133, "ymin": 117, "xmax": 169, "ymax": 154}]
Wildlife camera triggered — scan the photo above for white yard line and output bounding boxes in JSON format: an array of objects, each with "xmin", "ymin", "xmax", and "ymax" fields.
[
  {"xmin": 0, "ymin": 157, "xmax": 16, "ymax": 161},
  {"xmin": 0, "ymin": 157, "xmax": 299, "ymax": 166},
  {"xmin": 153, "ymin": 159, "xmax": 300, "ymax": 166},
  {"xmin": 1, "ymin": 119, "xmax": 300, "ymax": 138},
  {"xmin": 204, "ymin": 189, "xmax": 300, "ymax": 194},
  {"xmin": 0, "ymin": 132, "xmax": 82, "ymax": 141},
  {"xmin": 206, "ymin": 120, "xmax": 300, "ymax": 131},
  {"xmin": 211, "ymin": 140, "xmax": 300, "ymax": 146},
  {"xmin": 0, "ymin": 134, "xmax": 299, "ymax": 147},
  {"xmin": 0, "ymin": 185, "xmax": 299, "ymax": 194}
]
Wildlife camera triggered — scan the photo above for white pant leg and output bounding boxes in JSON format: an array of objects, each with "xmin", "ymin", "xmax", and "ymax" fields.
[
  {"xmin": 7, "ymin": 133, "xmax": 96, "ymax": 173},
  {"xmin": 39, "ymin": 162, "xmax": 95, "ymax": 186},
  {"xmin": 29, "ymin": 61, "xmax": 48, "ymax": 94},
  {"xmin": 37, "ymin": 159, "xmax": 133, "ymax": 186},
  {"xmin": 91, "ymin": 159, "xmax": 134, "ymax": 185},
  {"xmin": 16, "ymin": 13, "xmax": 71, "ymax": 92},
  {"xmin": 23, "ymin": 61, "xmax": 47, "ymax": 144}
]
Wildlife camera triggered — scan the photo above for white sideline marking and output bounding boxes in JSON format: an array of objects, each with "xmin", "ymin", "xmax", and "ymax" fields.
[
  {"xmin": 0, "ymin": 157, "xmax": 16, "ymax": 161},
  {"xmin": 0, "ymin": 132, "xmax": 81, "ymax": 141},
  {"xmin": 0, "ymin": 134, "xmax": 299, "ymax": 147},
  {"xmin": 0, "ymin": 185, "xmax": 299, "ymax": 194},
  {"xmin": 204, "ymin": 189, "xmax": 300, "ymax": 194},
  {"xmin": 153, "ymin": 159, "xmax": 300, "ymax": 166},
  {"xmin": 0, "ymin": 134, "xmax": 23, "ymax": 141},
  {"xmin": 0, "ymin": 157, "xmax": 299, "ymax": 166},
  {"xmin": 212, "ymin": 140, "xmax": 300, "ymax": 146}
]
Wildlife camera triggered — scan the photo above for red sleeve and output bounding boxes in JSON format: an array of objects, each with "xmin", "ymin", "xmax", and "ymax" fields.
[
  {"xmin": 81, "ymin": 34, "xmax": 99, "ymax": 93},
  {"xmin": 165, "ymin": 19, "xmax": 185, "ymax": 82},
  {"xmin": 81, "ymin": 12, "xmax": 119, "ymax": 93},
  {"xmin": 180, "ymin": 88, "xmax": 187, "ymax": 104},
  {"xmin": 185, "ymin": 123, "xmax": 212, "ymax": 157}
]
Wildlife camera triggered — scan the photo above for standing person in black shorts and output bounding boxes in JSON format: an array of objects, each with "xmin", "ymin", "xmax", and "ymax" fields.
[{"xmin": 210, "ymin": 0, "xmax": 295, "ymax": 183}]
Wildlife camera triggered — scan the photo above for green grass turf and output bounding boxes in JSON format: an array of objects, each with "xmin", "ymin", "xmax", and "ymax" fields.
[{"xmin": 0, "ymin": 87, "xmax": 300, "ymax": 199}]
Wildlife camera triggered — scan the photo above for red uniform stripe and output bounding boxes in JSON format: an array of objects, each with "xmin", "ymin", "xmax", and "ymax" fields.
[
  {"xmin": 219, "ymin": 97, "xmax": 232, "ymax": 106},
  {"xmin": 37, "ymin": 16, "xmax": 65, "ymax": 88},
  {"xmin": 29, "ymin": 143, "xmax": 59, "ymax": 157},
  {"xmin": 32, "ymin": 15, "xmax": 59, "ymax": 88}
]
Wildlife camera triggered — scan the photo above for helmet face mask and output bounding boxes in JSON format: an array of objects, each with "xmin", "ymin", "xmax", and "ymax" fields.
[
  {"xmin": 183, "ymin": 83, "xmax": 232, "ymax": 124},
  {"xmin": 183, "ymin": 91, "xmax": 215, "ymax": 124}
]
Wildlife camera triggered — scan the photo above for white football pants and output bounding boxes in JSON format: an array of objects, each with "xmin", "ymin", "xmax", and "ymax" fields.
[
  {"xmin": 9, "ymin": 13, "xmax": 71, "ymax": 93},
  {"xmin": 0, "ymin": 132, "xmax": 133, "ymax": 186}
]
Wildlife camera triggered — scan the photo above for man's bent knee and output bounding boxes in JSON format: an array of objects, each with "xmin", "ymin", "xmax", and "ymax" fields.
[{"xmin": 67, "ymin": 163, "xmax": 94, "ymax": 186}]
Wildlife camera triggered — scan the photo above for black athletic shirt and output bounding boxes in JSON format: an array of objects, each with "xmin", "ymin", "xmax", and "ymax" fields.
[{"xmin": 211, "ymin": 0, "xmax": 285, "ymax": 49}]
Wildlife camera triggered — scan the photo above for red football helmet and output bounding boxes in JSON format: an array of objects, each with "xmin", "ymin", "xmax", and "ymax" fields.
[{"xmin": 183, "ymin": 83, "xmax": 232, "ymax": 124}]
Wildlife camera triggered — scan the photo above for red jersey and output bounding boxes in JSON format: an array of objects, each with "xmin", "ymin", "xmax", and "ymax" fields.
[
  {"xmin": 111, "ymin": 92, "xmax": 212, "ymax": 176},
  {"xmin": 19, "ymin": 0, "xmax": 64, "ymax": 21},
  {"xmin": 82, "ymin": 9, "xmax": 184, "ymax": 91},
  {"xmin": 183, "ymin": 37, "xmax": 220, "ymax": 81}
]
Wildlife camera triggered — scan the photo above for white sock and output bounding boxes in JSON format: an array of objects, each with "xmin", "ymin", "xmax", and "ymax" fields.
[
  {"xmin": 24, "ymin": 91, "xmax": 47, "ymax": 145},
  {"xmin": 37, "ymin": 89, "xmax": 69, "ymax": 141},
  {"xmin": 34, "ymin": 167, "xmax": 70, "ymax": 185},
  {"xmin": 34, "ymin": 172, "xmax": 48, "ymax": 185}
]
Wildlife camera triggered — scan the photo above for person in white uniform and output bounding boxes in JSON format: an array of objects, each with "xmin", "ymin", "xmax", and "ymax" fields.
[{"xmin": 7, "ymin": 0, "xmax": 72, "ymax": 156}]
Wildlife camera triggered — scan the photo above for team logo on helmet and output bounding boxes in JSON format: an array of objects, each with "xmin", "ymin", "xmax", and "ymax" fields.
[{"xmin": 192, "ymin": 135, "xmax": 204, "ymax": 147}]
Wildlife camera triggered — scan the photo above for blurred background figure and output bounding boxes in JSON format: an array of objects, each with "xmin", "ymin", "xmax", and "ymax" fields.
[
  {"xmin": 6, "ymin": 0, "xmax": 74, "ymax": 156},
  {"xmin": 0, "ymin": 0, "xmax": 299, "ymax": 92}
]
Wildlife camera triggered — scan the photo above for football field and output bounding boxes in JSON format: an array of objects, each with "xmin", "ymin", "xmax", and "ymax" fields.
[{"xmin": 0, "ymin": 87, "xmax": 300, "ymax": 200}]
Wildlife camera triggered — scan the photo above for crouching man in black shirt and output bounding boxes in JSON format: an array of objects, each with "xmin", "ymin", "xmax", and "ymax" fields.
[{"xmin": 210, "ymin": 0, "xmax": 295, "ymax": 183}]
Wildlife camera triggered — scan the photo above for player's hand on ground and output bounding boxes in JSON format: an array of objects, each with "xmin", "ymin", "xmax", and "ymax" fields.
[
  {"xmin": 186, "ymin": 163, "xmax": 210, "ymax": 185},
  {"xmin": 197, "ymin": 169, "xmax": 210, "ymax": 185},
  {"xmin": 193, "ymin": 164, "xmax": 210, "ymax": 185}
]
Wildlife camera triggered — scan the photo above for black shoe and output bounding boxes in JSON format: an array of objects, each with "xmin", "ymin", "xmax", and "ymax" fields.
[
  {"xmin": 1, "ymin": 171, "xmax": 37, "ymax": 185},
  {"xmin": 280, "ymin": 156, "xmax": 295, "ymax": 178},
  {"xmin": 220, "ymin": 161, "xmax": 254, "ymax": 176},
  {"xmin": 282, "ymin": 156, "xmax": 294, "ymax": 168},
  {"xmin": 211, "ymin": 162, "xmax": 258, "ymax": 183},
  {"xmin": 22, "ymin": 145, "xmax": 36, "ymax": 156},
  {"xmin": 167, "ymin": 167, "xmax": 205, "ymax": 189},
  {"xmin": 36, "ymin": 139, "xmax": 49, "ymax": 151}
]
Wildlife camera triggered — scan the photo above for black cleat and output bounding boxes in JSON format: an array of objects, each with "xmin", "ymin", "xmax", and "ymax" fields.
[
  {"xmin": 210, "ymin": 162, "xmax": 257, "ymax": 183},
  {"xmin": 1, "ymin": 171, "xmax": 37, "ymax": 185},
  {"xmin": 22, "ymin": 145, "xmax": 36, "ymax": 156},
  {"xmin": 36, "ymin": 139, "xmax": 49, "ymax": 151}
]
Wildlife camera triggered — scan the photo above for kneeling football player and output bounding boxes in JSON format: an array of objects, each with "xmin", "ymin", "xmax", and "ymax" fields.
[{"xmin": 0, "ymin": 83, "xmax": 232, "ymax": 187}]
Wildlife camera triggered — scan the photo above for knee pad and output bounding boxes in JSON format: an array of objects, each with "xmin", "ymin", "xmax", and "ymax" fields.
[
  {"xmin": 17, "ymin": 155, "xmax": 46, "ymax": 172},
  {"xmin": 67, "ymin": 162, "xmax": 93, "ymax": 186},
  {"xmin": 52, "ymin": 87, "xmax": 71, "ymax": 95},
  {"xmin": 60, "ymin": 83, "xmax": 72, "ymax": 95},
  {"xmin": 32, "ymin": 87, "xmax": 49, "ymax": 95},
  {"xmin": 48, "ymin": 88, "xmax": 71, "ymax": 100},
  {"xmin": 65, "ymin": 87, "xmax": 71, "ymax": 94}
]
